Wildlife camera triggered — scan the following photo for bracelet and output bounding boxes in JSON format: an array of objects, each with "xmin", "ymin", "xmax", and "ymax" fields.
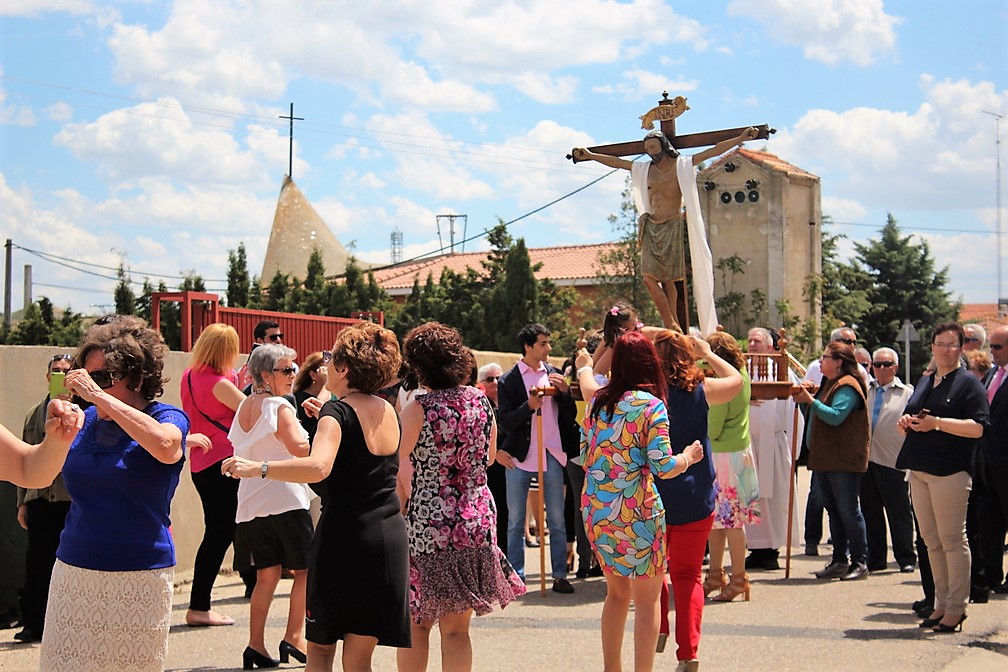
[
  {"xmin": 260, "ymin": 461, "xmax": 269, "ymax": 479},
  {"xmin": 935, "ymin": 417, "xmax": 942, "ymax": 432},
  {"xmin": 576, "ymin": 366, "xmax": 593, "ymax": 377}
]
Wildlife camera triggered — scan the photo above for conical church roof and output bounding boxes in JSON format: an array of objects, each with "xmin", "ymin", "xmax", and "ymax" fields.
[{"xmin": 260, "ymin": 175, "xmax": 354, "ymax": 284}]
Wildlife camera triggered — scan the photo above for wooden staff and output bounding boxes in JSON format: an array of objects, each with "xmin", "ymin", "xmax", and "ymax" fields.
[
  {"xmin": 784, "ymin": 403, "xmax": 801, "ymax": 579},
  {"xmin": 536, "ymin": 404, "xmax": 547, "ymax": 596}
]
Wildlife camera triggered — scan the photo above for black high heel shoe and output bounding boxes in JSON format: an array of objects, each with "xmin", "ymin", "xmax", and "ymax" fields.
[
  {"xmin": 279, "ymin": 640, "xmax": 307, "ymax": 664},
  {"xmin": 243, "ymin": 646, "xmax": 279, "ymax": 670},
  {"xmin": 932, "ymin": 613, "xmax": 967, "ymax": 633},
  {"xmin": 919, "ymin": 613, "xmax": 944, "ymax": 628}
]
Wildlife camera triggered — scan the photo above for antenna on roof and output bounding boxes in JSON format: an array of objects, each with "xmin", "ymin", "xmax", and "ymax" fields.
[{"xmin": 436, "ymin": 214, "xmax": 468, "ymax": 254}]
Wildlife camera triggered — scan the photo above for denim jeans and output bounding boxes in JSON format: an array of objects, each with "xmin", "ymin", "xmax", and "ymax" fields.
[
  {"xmin": 506, "ymin": 451, "xmax": 568, "ymax": 579},
  {"xmin": 818, "ymin": 470, "xmax": 868, "ymax": 566}
]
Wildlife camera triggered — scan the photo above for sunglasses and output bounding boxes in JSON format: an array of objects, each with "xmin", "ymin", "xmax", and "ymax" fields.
[
  {"xmin": 273, "ymin": 367, "xmax": 297, "ymax": 376},
  {"xmin": 964, "ymin": 337, "xmax": 982, "ymax": 343},
  {"xmin": 266, "ymin": 333, "xmax": 284, "ymax": 342},
  {"xmin": 872, "ymin": 361, "xmax": 896, "ymax": 368},
  {"xmin": 483, "ymin": 376, "xmax": 500, "ymax": 383},
  {"xmin": 88, "ymin": 369, "xmax": 117, "ymax": 389},
  {"xmin": 991, "ymin": 343, "xmax": 1004, "ymax": 351},
  {"xmin": 321, "ymin": 350, "xmax": 333, "ymax": 364},
  {"xmin": 837, "ymin": 338, "xmax": 857, "ymax": 345},
  {"xmin": 51, "ymin": 354, "xmax": 74, "ymax": 363}
]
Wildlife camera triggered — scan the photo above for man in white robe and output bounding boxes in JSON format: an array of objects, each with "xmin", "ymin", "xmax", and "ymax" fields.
[{"xmin": 744, "ymin": 327, "xmax": 803, "ymax": 570}]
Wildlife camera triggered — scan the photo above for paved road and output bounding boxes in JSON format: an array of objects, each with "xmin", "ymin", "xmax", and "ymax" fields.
[{"xmin": 2, "ymin": 545, "xmax": 1006, "ymax": 672}]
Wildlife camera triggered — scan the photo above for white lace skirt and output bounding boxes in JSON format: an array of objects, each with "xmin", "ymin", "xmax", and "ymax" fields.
[{"xmin": 40, "ymin": 560, "xmax": 174, "ymax": 672}]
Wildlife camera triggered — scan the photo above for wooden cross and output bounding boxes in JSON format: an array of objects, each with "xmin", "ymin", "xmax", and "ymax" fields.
[
  {"xmin": 279, "ymin": 102, "xmax": 304, "ymax": 179},
  {"xmin": 568, "ymin": 92, "xmax": 775, "ymax": 329}
]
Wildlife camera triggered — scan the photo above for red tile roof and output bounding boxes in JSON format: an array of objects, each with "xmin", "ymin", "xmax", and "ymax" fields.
[
  {"xmin": 370, "ymin": 243, "xmax": 622, "ymax": 294},
  {"xmin": 958, "ymin": 303, "xmax": 1008, "ymax": 334},
  {"xmin": 706, "ymin": 148, "xmax": 820, "ymax": 184}
]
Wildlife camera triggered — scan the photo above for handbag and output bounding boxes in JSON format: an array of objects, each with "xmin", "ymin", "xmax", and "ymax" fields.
[{"xmin": 185, "ymin": 371, "xmax": 231, "ymax": 434}]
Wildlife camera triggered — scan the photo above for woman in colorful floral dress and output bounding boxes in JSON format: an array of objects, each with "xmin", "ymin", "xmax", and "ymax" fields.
[
  {"xmin": 396, "ymin": 322, "xmax": 525, "ymax": 672},
  {"xmin": 581, "ymin": 331, "xmax": 704, "ymax": 672},
  {"xmin": 704, "ymin": 331, "xmax": 760, "ymax": 603}
]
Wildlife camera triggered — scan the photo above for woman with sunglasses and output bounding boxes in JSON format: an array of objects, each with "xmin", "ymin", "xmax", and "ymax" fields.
[
  {"xmin": 897, "ymin": 322, "xmax": 988, "ymax": 633},
  {"xmin": 227, "ymin": 343, "xmax": 312, "ymax": 668},
  {"xmin": 39, "ymin": 317, "xmax": 187, "ymax": 672},
  {"xmin": 292, "ymin": 351, "xmax": 332, "ymax": 445}
]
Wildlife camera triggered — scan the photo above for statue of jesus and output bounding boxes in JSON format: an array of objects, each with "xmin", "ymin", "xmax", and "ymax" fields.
[{"xmin": 573, "ymin": 126, "xmax": 758, "ymax": 331}]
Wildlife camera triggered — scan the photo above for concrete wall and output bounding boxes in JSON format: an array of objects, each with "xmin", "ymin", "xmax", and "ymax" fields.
[{"xmin": 0, "ymin": 344, "xmax": 548, "ymax": 589}]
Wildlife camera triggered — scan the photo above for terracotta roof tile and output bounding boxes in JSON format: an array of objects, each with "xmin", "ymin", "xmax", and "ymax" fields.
[
  {"xmin": 958, "ymin": 303, "xmax": 1008, "ymax": 334},
  {"xmin": 370, "ymin": 243, "xmax": 622, "ymax": 292},
  {"xmin": 705, "ymin": 148, "xmax": 819, "ymax": 183}
]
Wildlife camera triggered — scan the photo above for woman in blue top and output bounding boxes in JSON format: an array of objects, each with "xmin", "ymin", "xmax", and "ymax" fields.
[
  {"xmin": 792, "ymin": 341, "xmax": 870, "ymax": 583},
  {"xmin": 41, "ymin": 316, "xmax": 189, "ymax": 672}
]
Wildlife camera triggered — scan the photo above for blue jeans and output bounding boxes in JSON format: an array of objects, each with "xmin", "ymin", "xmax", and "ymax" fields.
[
  {"xmin": 818, "ymin": 471, "xmax": 868, "ymax": 566},
  {"xmin": 506, "ymin": 451, "xmax": 568, "ymax": 580}
]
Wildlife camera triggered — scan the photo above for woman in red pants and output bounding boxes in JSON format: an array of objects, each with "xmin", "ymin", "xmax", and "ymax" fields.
[{"xmin": 653, "ymin": 330, "xmax": 742, "ymax": 672}]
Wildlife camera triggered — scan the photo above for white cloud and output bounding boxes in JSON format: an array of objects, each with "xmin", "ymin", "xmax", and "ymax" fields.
[
  {"xmin": 44, "ymin": 101, "xmax": 73, "ymax": 122},
  {"xmin": 727, "ymin": 0, "xmax": 900, "ymax": 66},
  {"xmin": 53, "ymin": 97, "xmax": 272, "ymax": 186},
  {"xmin": 617, "ymin": 70, "xmax": 699, "ymax": 101},
  {"xmin": 506, "ymin": 72, "xmax": 579, "ymax": 106},
  {"xmin": 821, "ymin": 196, "xmax": 866, "ymax": 222},
  {"xmin": 0, "ymin": 76, "xmax": 36, "ymax": 126},
  {"xmin": 772, "ymin": 76, "xmax": 1008, "ymax": 213}
]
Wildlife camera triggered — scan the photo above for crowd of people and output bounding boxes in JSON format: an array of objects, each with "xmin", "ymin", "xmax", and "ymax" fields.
[{"xmin": 1, "ymin": 309, "xmax": 1006, "ymax": 672}]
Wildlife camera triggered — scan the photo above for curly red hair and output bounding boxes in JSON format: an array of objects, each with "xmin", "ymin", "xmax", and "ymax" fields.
[{"xmin": 653, "ymin": 329, "xmax": 705, "ymax": 393}]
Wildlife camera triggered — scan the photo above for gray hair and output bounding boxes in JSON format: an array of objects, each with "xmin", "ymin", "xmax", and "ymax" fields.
[
  {"xmin": 854, "ymin": 347, "xmax": 871, "ymax": 361},
  {"xmin": 477, "ymin": 362, "xmax": 503, "ymax": 382},
  {"xmin": 748, "ymin": 327, "xmax": 772, "ymax": 343},
  {"xmin": 248, "ymin": 343, "xmax": 298, "ymax": 387},
  {"xmin": 872, "ymin": 347, "xmax": 899, "ymax": 365},
  {"xmin": 830, "ymin": 327, "xmax": 857, "ymax": 342},
  {"xmin": 963, "ymin": 323, "xmax": 987, "ymax": 346}
]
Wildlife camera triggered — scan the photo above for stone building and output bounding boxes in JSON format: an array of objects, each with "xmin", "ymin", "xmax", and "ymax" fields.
[{"xmin": 699, "ymin": 148, "xmax": 822, "ymax": 335}]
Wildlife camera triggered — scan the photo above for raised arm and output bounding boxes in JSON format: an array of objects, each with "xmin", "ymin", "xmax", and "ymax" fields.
[
  {"xmin": 692, "ymin": 127, "xmax": 758, "ymax": 166},
  {"xmin": 1, "ymin": 400, "xmax": 83, "ymax": 488},
  {"xmin": 571, "ymin": 147, "xmax": 634, "ymax": 171},
  {"xmin": 690, "ymin": 335, "xmax": 744, "ymax": 406}
]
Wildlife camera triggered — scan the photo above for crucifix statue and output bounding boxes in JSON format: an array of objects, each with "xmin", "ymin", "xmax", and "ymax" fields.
[{"xmin": 570, "ymin": 92, "xmax": 774, "ymax": 334}]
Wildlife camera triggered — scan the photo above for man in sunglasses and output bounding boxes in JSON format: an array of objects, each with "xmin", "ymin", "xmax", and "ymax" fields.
[
  {"xmin": 860, "ymin": 348, "xmax": 916, "ymax": 574},
  {"xmin": 979, "ymin": 325, "xmax": 1008, "ymax": 595},
  {"xmin": 963, "ymin": 323, "xmax": 987, "ymax": 353},
  {"xmin": 13, "ymin": 354, "xmax": 74, "ymax": 643}
]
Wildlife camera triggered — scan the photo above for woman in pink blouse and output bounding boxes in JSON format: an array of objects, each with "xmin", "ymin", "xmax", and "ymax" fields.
[{"xmin": 180, "ymin": 323, "xmax": 247, "ymax": 627}]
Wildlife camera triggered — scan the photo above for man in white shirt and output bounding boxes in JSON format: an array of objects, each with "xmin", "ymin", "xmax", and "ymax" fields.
[{"xmin": 861, "ymin": 347, "xmax": 916, "ymax": 573}]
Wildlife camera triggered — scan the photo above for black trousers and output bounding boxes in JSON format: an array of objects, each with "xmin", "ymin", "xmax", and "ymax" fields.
[
  {"xmin": 980, "ymin": 457, "xmax": 1008, "ymax": 587},
  {"xmin": 189, "ymin": 462, "xmax": 240, "ymax": 611},
  {"xmin": 805, "ymin": 471, "xmax": 825, "ymax": 547},
  {"xmin": 486, "ymin": 461, "xmax": 509, "ymax": 558},
  {"xmin": 19, "ymin": 499, "xmax": 70, "ymax": 633},
  {"xmin": 860, "ymin": 462, "xmax": 916, "ymax": 568}
]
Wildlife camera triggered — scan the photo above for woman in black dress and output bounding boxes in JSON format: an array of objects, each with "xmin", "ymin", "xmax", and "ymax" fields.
[{"xmin": 224, "ymin": 321, "xmax": 410, "ymax": 671}]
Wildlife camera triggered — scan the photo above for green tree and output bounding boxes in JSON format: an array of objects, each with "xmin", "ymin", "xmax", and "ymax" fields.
[
  {"xmin": 113, "ymin": 264, "xmax": 136, "ymax": 315},
  {"xmin": 135, "ymin": 278, "xmax": 156, "ymax": 322},
  {"xmin": 301, "ymin": 247, "xmax": 328, "ymax": 315},
  {"xmin": 7, "ymin": 298, "xmax": 84, "ymax": 346},
  {"xmin": 226, "ymin": 243, "xmax": 253, "ymax": 308},
  {"xmin": 486, "ymin": 238, "xmax": 539, "ymax": 351},
  {"xmin": 264, "ymin": 270, "xmax": 289, "ymax": 312},
  {"xmin": 850, "ymin": 213, "xmax": 958, "ymax": 370}
]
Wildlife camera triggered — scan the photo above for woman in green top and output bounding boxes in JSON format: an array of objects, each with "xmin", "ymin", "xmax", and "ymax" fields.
[{"xmin": 704, "ymin": 332, "xmax": 761, "ymax": 602}]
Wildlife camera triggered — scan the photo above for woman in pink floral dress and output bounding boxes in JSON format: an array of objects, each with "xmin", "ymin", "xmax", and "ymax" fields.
[
  {"xmin": 396, "ymin": 322, "xmax": 525, "ymax": 672},
  {"xmin": 581, "ymin": 331, "xmax": 704, "ymax": 672}
]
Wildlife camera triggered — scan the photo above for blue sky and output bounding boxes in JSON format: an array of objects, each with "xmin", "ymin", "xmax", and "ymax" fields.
[{"xmin": 1, "ymin": 0, "xmax": 1006, "ymax": 316}]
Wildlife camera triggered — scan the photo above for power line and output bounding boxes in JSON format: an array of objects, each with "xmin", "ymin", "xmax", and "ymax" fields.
[
  {"xmin": 13, "ymin": 244, "xmax": 227, "ymax": 281},
  {"xmin": 829, "ymin": 220, "xmax": 993, "ymax": 235}
]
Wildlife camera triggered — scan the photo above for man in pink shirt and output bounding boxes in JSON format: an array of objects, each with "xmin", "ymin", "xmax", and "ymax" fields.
[{"xmin": 496, "ymin": 324, "xmax": 580, "ymax": 594}]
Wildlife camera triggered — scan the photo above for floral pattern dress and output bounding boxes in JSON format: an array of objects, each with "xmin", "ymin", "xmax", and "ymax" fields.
[
  {"xmin": 406, "ymin": 386, "xmax": 525, "ymax": 623},
  {"xmin": 581, "ymin": 390, "xmax": 678, "ymax": 577}
]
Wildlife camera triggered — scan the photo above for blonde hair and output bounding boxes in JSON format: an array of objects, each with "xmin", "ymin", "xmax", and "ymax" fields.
[{"xmin": 191, "ymin": 323, "xmax": 240, "ymax": 375}]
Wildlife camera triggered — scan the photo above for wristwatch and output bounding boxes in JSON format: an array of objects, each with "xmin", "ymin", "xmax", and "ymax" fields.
[{"xmin": 260, "ymin": 461, "xmax": 269, "ymax": 479}]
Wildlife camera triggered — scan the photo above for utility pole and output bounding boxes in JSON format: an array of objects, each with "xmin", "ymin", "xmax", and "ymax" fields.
[
  {"xmin": 983, "ymin": 110, "xmax": 1004, "ymax": 313},
  {"xmin": 279, "ymin": 103, "xmax": 304, "ymax": 179},
  {"xmin": 436, "ymin": 214, "xmax": 468, "ymax": 254},
  {"xmin": 3, "ymin": 239, "xmax": 11, "ymax": 329}
]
